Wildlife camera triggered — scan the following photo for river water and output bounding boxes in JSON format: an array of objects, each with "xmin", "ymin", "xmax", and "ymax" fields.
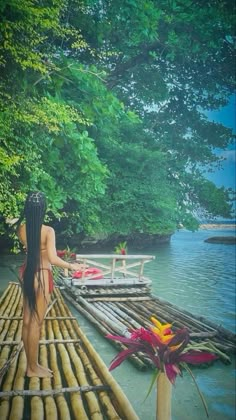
[{"xmin": 0, "ymin": 227, "xmax": 235, "ymax": 419}]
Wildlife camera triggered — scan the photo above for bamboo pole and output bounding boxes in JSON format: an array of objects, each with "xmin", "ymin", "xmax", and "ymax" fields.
[
  {"xmin": 52, "ymin": 302, "xmax": 104, "ymax": 420},
  {"xmin": 72, "ymin": 341, "xmax": 121, "ymax": 420},
  {"xmin": 142, "ymin": 299, "xmax": 235, "ymax": 349},
  {"xmin": 129, "ymin": 299, "xmax": 213, "ymax": 333},
  {"xmin": 50, "ymin": 307, "xmax": 89, "ymax": 420},
  {"xmin": 0, "ymin": 343, "xmax": 23, "ymax": 385},
  {"xmin": 0, "ymin": 283, "xmax": 140, "ymax": 419},
  {"xmin": 29, "ymin": 377, "xmax": 44, "ymax": 420},
  {"xmin": 0, "ymin": 286, "xmax": 22, "ymax": 387},
  {"xmin": 47, "ymin": 318, "xmax": 71, "ymax": 420},
  {"xmin": 87, "ymin": 296, "xmax": 151, "ymax": 302},
  {"xmin": 156, "ymin": 373, "xmax": 172, "ymax": 420},
  {"xmin": 61, "ymin": 290, "xmax": 147, "ymax": 369},
  {"xmin": 0, "ymin": 386, "xmax": 111, "ymax": 398},
  {"xmin": 40, "ymin": 323, "xmax": 58, "ymax": 420},
  {"xmin": 108, "ymin": 302, "xmax": 142, "ymax": 329},
  {"xmin": 8, "ymin": 348, "xmax": 26, "ymax": 420},
  {"xmin": 78, "ymin": 295, "xmax": 130, "ymax": 336},
  {"xmin": 64, "ymin": 291, "xmax": 148, "ymax": 369},
  {"xmin": 52, "ymin": 288, "xmax": 138, "ymax": 420},
  {"xmin": 0, "ymin": 285, "xmax": 22, "ymax": 337},
  {"xmin": 117, "ymin": 302, "xmax": 150, "ymax": 328},
  {"xmin": 65, "ymin": 342, "xmax": 103, "ymax": 419},
  {"xmin": 128, "ymin": 300, "xmax": 235, "ymax": 353},
  {"xmin": 0, "ymin": 284, "xmax": 16, "ymax": 315},
  {"xmin": 54, "ymin": 289, "xmax": 127, "ymax": 419},
  {"xmin": 94, "ymin": 302, "xmax": 130, "ymax": 332},
  {"xmin": 152, "ymin": 295, "xmax": 236, "ymax": 339},
  {"xmin": 0, "ymin": 339, "xmax": 81, "ymax": 346},
  {"xmin": 0, "ymin": 316, "xmax": 23, "ymax": 419},
  {"xmin": 69, "ymin": 321, "xmax": 139, "ymax": 420},
  {"xmin": 129, "ymin": 300, "xmax": 235, "ymax": 353},
  {"xmin": 53, "ymin": 302, "xmax": 119, "ymax": 420},
  {"xmin": 0, "ymin": 284, "xmax": 12, "ymax": 306},
  {"xmin": 0, "ymin": 316, "xmax": 76, "ymax": 320}
]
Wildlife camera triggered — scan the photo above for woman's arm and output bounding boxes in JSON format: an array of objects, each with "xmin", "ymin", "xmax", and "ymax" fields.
[{"xmin": 46, "ymin": 227, "xmax": 85, "ymax": 271}]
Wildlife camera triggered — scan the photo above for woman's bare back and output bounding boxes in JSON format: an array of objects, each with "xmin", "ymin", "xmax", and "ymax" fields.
[
  {"xmin": 18, "ymin": 224, "xmax": 79, "ymax": 271},
  {"xmin": 18, "ymin": 224, "xmax": 52, "ymax": 269}
]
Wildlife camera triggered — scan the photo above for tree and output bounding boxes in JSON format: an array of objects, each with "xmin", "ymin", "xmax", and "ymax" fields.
[
  {"xmin": 0, "ymin": 0, "xmax": 235, "ymax": 248},
  {"xmin": 79, "ymin": 0, "xmax": 235, "ymax": 225},
  {"xmin": 0, "ymin": 1, "xmax": 107, "ymax": 241}
]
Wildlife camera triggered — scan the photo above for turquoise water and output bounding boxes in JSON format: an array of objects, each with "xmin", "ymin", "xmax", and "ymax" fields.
[{"xmin": 0, "ymin": 228, "xmax": 235, "ymax": 419}]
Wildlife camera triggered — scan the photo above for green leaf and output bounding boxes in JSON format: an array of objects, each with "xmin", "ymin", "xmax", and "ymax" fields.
[
  {"xmin": 143, "ymin": 369, "xmax": 160, "ymax": 402},
  {"xmin": 181, "ymin": 363, "xmax": 209, "ymax": 418}
]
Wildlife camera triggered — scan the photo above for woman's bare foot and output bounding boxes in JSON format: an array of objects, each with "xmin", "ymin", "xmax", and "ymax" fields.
[
  {"xmin": 27, "ymin": 364, "xmax": 53, "ymax": 378},
  {"xmin": 39, "ymin": 364, "xmax": 53, "ymax": 374}
]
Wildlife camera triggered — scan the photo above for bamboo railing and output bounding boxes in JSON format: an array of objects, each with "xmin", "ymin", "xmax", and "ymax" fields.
[{"xmin": 67, "ymin": 254, "xmax": 155, "ymax": 285}]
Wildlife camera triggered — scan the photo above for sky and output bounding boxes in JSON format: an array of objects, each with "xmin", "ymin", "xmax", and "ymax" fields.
[{"xmin": 205, "ymin": 94, "xmax": 236, "ymax": 190}]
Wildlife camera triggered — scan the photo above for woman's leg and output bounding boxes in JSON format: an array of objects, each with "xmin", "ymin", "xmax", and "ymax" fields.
[
  {"xmin": 22, "ymin": 273, "xmax": 52, "ymax": 377},
  {"xmin": 22, "ymin": 298, "xmax": 30, "ymax": 363}
]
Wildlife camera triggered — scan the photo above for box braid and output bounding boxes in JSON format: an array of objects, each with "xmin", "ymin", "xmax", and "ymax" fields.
[{"xmin": 23, "ymin": 192, "xmax": 47, "ymax": 314}]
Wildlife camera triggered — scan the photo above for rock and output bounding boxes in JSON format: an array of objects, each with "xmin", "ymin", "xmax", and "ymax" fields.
[{"xmin": 204, "ymin": 236, "xmax": 236, "ymax": 244}]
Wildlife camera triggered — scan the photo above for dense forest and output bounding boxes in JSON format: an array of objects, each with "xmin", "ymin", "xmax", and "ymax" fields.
[{"xmin": 0, "ymin": 0, "xmax": 235, "ymax": 248}]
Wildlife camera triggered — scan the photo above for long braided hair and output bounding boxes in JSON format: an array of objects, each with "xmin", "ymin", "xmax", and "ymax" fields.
[{"xmin": 22, "ymin": 192, "xmax": 47, "ymax": 314}]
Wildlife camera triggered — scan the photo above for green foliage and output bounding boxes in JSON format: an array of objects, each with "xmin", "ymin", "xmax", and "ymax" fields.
[{"xmin": 0, "ymin": 0, "xmax": 235, "ymax": 247}]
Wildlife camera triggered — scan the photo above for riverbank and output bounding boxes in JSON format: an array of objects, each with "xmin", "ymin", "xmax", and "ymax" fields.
[{"xmin": 199, "ymin": 224, "xmax": 236, "ymax": 230}]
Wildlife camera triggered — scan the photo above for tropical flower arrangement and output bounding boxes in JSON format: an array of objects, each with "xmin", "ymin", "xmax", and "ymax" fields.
[
  {"xmin": 57, "ymin": 246, "xmax": 76, "ymax": 261},
  {"xmin": 56, "ymin": 246, "xmax": 76, "ymax": 277},
  {"xmin": 114, "ymin": 241, "xmax": 128, "ymax": 255},
  {"xmin": 107, "ymin": 317, "xmax": 219, "ymax": 419}
]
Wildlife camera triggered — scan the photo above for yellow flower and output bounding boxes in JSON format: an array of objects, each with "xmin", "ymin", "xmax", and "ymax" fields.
[{"xmin": 150, "ymin": 317, "xmax": 175, "ymax": 343}]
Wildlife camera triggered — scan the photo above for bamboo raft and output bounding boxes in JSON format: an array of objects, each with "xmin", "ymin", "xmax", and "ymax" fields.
[
  {"xmin": 0, "ymin": 283, "xmax": 138, "ymax": 420},
  {"xmin": 55, "ymin": 256, "xmax": 236, "ymax": 370}
]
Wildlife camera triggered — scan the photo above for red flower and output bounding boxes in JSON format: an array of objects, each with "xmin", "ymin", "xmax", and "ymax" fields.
[
  {"xmin": 57, "ymin": 250, "xmax": 66, "ymax": 257},
  {"xmin": 57, "ymin": 249, "xmax": 76, "ymax": 260},
  {"xmin": 114, "ymin": 241, "xmax": 128, "ymax": 255},
  {"xmin": 107, "ymin": 322, "xmax": 218, "ymax": 384}
]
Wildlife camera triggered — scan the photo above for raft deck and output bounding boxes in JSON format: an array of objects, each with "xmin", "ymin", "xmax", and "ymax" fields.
[
  {"xmin": 66, "ymin": 254, "xmax": 154, "ymax": 287},
  {"xmin": 0, "ymin": 283, "xmax": 138, "ymax": 420},
  {"xmin": 56, "ymin": 255, "xmax": 235, "ymax": 370}
]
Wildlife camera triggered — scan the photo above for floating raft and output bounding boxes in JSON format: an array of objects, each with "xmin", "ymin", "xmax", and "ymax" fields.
[
  {"xmin": 0, "ymin": 283, "xmax": 138, "ymax": 420},
  {"xmin": 57, "ymin": 269, "xmax": 235, "ymax": 370}
]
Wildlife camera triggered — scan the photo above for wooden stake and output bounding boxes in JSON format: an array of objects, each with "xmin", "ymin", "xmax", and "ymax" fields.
[{"xmin": 156, "ymin": 372, "xmax": 172, "ymax": 420}]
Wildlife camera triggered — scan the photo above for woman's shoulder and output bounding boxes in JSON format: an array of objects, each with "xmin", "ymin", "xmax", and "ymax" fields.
[{"xmin": 42, "ymin": 225, "xmax": 55, "ymax": 235}]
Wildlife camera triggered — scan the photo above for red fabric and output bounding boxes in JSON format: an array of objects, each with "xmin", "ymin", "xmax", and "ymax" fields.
[
  {"xmin": 46, "ymin": 269, "xmax": 54, "ymax": 293},
  {"xmin": 19, "ymin": 263, "xmax": 26, "ymax": 280},
  {"xmin": 19, "ymin": 264, "xmax": 54, "ymax": 293},
  {"xmin": 73, "ymin": 267, "xmax": 103, "ymax": 280}
]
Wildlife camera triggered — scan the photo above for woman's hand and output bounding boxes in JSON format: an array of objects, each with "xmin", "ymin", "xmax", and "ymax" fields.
[{"xmin": 69, "ymin": 262, "xmax": 88, "ymax": 271}]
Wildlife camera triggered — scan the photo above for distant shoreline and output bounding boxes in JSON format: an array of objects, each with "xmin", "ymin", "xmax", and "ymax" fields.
[{"xmin": 199, "ymin": 224, "xmax": 236, "ymax": 230}]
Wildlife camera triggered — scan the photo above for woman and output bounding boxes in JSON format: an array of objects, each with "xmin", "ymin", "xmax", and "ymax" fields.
[{"xmin": 18, "ymin": 191, "xmax": 84, "ymax": 377}]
